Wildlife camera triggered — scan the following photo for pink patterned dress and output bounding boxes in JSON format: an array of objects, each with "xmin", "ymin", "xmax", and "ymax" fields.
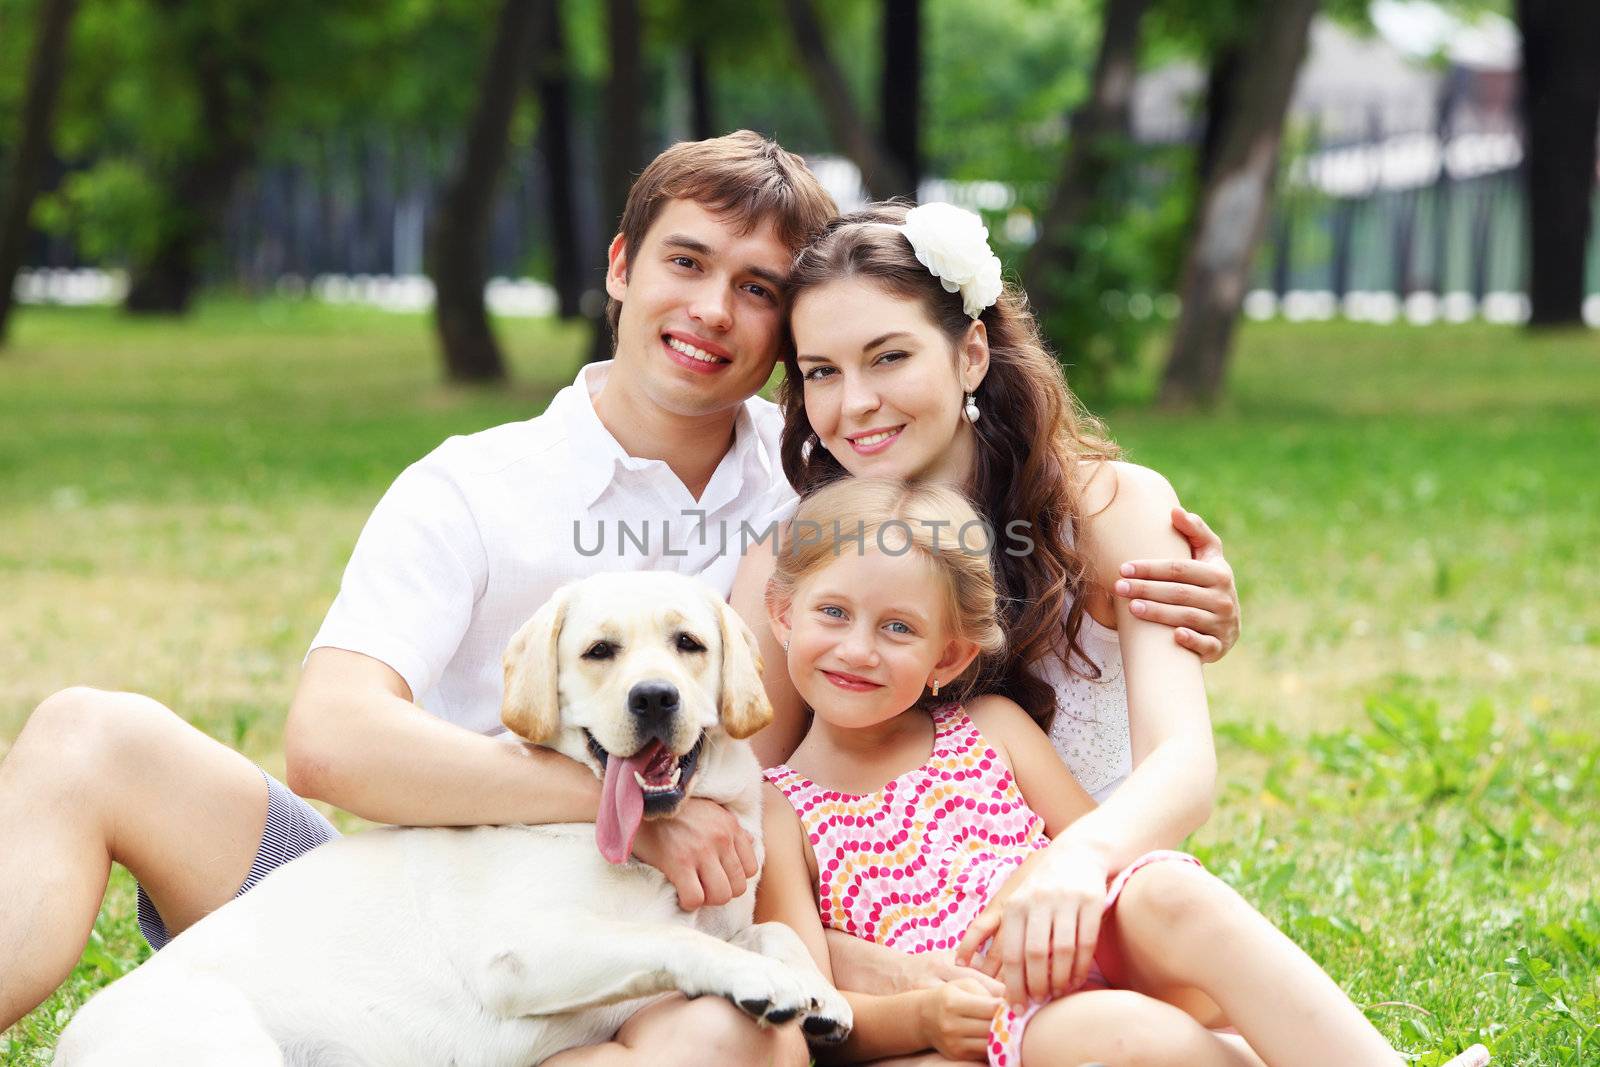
[{"xmin": 764, "ymin": 703, "xmax": 1198, "ymax": 1067}]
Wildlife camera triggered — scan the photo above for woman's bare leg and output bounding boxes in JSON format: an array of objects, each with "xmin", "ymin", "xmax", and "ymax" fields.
[
  {"xmin": 0, "ymin": 687, "xmax": 269, "ymax": 1030},
  {"xmin": 1100, "ymin": 861, "xmax": 1400, "ymax": 1067}
]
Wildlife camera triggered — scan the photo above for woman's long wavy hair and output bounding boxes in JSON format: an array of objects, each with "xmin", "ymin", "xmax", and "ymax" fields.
[{"xmin": 776, "ymin": 203, "xmax": 1121, "ymax": 728}]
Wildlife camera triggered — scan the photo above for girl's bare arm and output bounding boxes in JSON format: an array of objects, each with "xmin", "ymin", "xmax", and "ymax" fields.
[{"xmin": 755, "ymin": 784, "xmax": 939, "ymax": 1062}]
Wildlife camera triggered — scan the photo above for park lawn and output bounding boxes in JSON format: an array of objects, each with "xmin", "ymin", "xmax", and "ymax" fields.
[{"xmin": 1, "ymin": 303, "xmax": 1596, "ymax": 1062}]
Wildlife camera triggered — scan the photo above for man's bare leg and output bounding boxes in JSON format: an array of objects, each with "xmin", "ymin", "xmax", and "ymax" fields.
[
  {"xmin": 0, "ymin": 687, "xmax": 270, "ymax": 1030},
  {"xmin": 542, "ymin": 994, "xmax": 809, "ymax": 1067}
]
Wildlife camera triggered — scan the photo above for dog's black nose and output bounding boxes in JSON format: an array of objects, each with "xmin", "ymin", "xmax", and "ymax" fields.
[{"xmin": 627, "ymin": 680, "xmax": 680, "ymax": 733}]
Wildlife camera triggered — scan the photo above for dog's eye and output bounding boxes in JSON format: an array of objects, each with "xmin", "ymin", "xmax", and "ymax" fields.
[
  {"xmin": 582, "ymin": 641, "xmax": 616, "ymax": 660},
  {"xmin": 675, "ymin": 632, "xmax": 706, "ymax": 653}
]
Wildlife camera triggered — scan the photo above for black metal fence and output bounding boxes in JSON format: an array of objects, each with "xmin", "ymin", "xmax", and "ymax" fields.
[{"xmin": 1253, "ymin": 99, "xmax": 1593, "ymax": 303}]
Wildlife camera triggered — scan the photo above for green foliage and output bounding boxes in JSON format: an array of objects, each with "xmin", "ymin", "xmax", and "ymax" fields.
[
  {"xmin": 1206, "ymin": 693, "xmax": 1599, "ymax": 1067},
  {"xmin": 923, "ymin": 0, "xmax": 1100, "ymax": 180},
  {"xmin": 1507, "ymin": 905, "xmax": 1600, "ymax": 1063},
  {"xmin": 651, "ymin": 0, "xmax": 801, "ymax": 64},
  {"xmin": 267, "ymin": 0, "xmax": 503, "ymax": 135},
  {"xmin": 1148, "ymin": 0, "xmax": 1274, "ymax": 58},
  {"xmin": 0, "ymin": 0, "xmax": 36, "ymax": 151},
  {"xmin": 24, "ymin": 0, "xmax": 508, "ymax": 266},
  {"xmin": 1004, "ymin": 142, "xmax": 1192, "ymax": 401},
  {"xmin": 684, "ymin": 0, "xmax": 875, "ymax": 154},
  {"xmin": 920, "ymin": 0, "xmax": 1193, "ymax": 400},
  {"xmin": 31, "ymin": 158, "xmax": 165, "ymax": 262}
]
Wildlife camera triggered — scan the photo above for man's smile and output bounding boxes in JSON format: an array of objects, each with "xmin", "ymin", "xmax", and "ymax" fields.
[{"xmin": 663, "ymin": 331, "xmax": 732, "ymax": 374}]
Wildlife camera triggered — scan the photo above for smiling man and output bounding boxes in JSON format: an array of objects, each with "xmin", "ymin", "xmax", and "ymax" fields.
[{"xmin": 593, "ymin": 196, "xmax": 793, "ymax": 500}]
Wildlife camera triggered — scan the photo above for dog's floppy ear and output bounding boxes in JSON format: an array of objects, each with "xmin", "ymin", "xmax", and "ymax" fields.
[
  {"xmin": 714, "ymin": 594, "xmax": 773, "ymax": 740},
  {"xmin": 502, "ymin": 586, "xmax": 571, "ymax": 743}
]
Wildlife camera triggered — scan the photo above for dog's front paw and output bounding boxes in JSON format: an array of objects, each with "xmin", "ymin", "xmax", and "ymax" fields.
[
  {"xmin": 687, "ymin": 955, "xmax": 815, "ymax": 1028},
  {"xmin": 799, "ymin": 981, "xmax": 852, "ymax": 1044},
  {"xmin": 801, "ymin": 1008, "xmax": 851, "ymax": 1045}
]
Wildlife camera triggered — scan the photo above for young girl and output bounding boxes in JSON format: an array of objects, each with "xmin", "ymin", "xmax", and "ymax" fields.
[{"xmin": 753, "ymin": 476, "xmax": 1489, "ymax": 1067}]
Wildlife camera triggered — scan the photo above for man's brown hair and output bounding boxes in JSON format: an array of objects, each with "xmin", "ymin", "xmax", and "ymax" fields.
[{"xmin": 606, "ymin": 130, "xmax": 838, "ymax": 336}]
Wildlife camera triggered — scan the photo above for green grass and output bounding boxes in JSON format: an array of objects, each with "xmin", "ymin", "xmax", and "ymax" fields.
[{"xmin": 2, "ymin": 303, "xmax": 1597, "ymax": 1063}]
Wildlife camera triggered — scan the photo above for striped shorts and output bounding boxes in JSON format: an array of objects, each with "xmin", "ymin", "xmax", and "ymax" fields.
[{"xmin": 135, "ymin": 768, "xmax": 340, "ymax": 951}]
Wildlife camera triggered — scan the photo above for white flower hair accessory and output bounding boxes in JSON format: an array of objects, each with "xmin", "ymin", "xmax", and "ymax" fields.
[{"xmin": 899, "ymin": 202, "xmax": 1004, "ymax": 319}]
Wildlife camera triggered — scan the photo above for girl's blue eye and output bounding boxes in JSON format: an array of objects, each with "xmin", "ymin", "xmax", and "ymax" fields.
[
  {"xmin": 885, "ymin": 621, "xmax": 913, "ymax": 635},
  {"xmin": 819, "ymin": 605, "xmax": 846, "ymax": 618}
]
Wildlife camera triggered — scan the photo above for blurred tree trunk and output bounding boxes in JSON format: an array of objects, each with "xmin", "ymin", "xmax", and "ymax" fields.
[
  {"xmin": 689, "ymin": 43, "xmax": 714, "ymax": 140},
  {"xmin": 589, "ymin": 0, "xmax": 643, "ymax": 363},
  {"xmin": 0, "ymin": 0, "xmax": 77, "ymax": 347},
  {"xmin": 1516, "ymin": 0, "xmax": 1600, "ymax": 328},
  {"xmin": 1166, "ymin": 41, "xmax": 1242, "ymax": 284},
  {"xmin": 1158, "ymin": 0, "xmax": 1318, "ymax": 408},
  {"xmin": 428, "ymin": 0, "xmax": 540, "ymax": 383},
  {"xmin": 782, "ymin": 0, "xmax": 908, "ymax": 200},
  {"xmin": 600, "ymin": 0, "xmax": 643, "ymax": 231},
  {"xmin": 1196, "ymin": 46, "xmax": 1242, "ymax": 189},
  {"xmin": 124, "ymin": 7, "xmax": 270, "ymax": 314},
  {"xmin": 879, "ymin": 0, "xmax": 921, "ymax": 199},
  {"xmin": 534, "ymin": 0, "xmax": 583, "ymax": 321},
  {"xmin": 1022, "ymin": 0, "xmax": 1148, "ymax": 320}
]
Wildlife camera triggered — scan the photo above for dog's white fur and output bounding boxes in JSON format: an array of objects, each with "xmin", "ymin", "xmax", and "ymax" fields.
[{"xmin": 54, "ymin": 572, "xmax": 849, "ymax": 1067}]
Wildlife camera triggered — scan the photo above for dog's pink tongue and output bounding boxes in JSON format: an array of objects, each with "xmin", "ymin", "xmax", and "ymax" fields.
[{"xmin": 597, "ymin": 749, "xmax": 652, "ymax": 864}]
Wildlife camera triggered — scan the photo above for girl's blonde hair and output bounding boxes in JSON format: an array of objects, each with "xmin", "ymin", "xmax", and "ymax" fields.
[{"xmin": 766, "ymin": 477, "xmax": 1005, "ymax": 703}]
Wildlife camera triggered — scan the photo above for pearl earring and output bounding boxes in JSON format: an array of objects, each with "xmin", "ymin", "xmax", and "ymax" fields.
[{"xmin": 963, "ymin": 392, "xmax": 980, "ymax": 425}]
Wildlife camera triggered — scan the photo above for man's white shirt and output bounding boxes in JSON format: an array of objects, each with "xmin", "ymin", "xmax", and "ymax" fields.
[{"xmin": 309, "ymin": 361, "xmax": 797, "ymax": 737}]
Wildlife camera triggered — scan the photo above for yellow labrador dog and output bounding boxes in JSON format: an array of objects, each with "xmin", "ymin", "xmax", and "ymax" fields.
[{"xmin": 54, "ymin": 572, "xmax": 851, "ymax": 1066}]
